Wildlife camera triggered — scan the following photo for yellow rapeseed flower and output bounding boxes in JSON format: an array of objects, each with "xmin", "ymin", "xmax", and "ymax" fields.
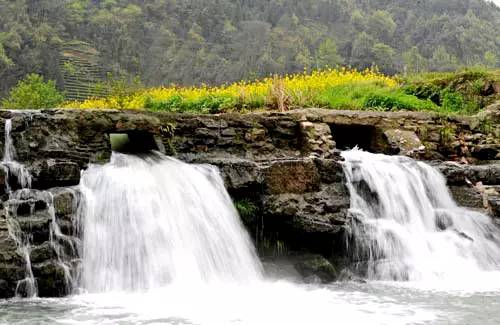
[{"xmin": 62, "ymin": 67, "xmax": 399, "ymax": 110}]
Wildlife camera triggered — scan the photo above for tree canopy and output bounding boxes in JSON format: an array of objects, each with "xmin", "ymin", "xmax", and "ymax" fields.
[{"xmin": 0, "ymin": 0, "xmax": 499, "ymax": 97}]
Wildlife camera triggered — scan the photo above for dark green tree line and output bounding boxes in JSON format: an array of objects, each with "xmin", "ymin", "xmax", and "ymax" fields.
[{"xmin": 0, "ymin": 0, "xmax": 499, "ymax": 97}]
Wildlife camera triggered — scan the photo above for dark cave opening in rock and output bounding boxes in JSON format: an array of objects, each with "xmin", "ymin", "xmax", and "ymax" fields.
[
  {"xmin": 109, "ymin": 131, "xmax": 159, "ymax": 154},
  {"xmin": 330, "ymin": 124, "xmax": 378, "ymax": 152}
]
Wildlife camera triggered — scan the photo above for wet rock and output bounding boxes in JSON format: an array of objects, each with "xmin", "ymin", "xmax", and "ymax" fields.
[
  {"xmin": 353, "ymin": 179, "xmax": 379, "ymax": 206},
  {"xmin": 30, "ymin": 160, "xmax": 81, "ymax": 189},
  {"xmin": 313, "ymin": 158, "xmax": 344, "ymax": 184},
  {"xmin": 16, "ymin": 202, "xmax": 32, "ymax": 216},
  {"xmin": 0, "ymin": 218, "xmax": 24, "ymax": 298},
  {"xmin": 191, "ymin": 158, "xmax": 262, "ymax": 192},
  {"xmin": 449, "ymin": 186, "xmax": 485, "ymax": 211},
  {"xmin": 49, "ymin": 188, "xmax": 79, "ymax": 218},
  {"xmin": 263, "ymin": 184, "xmax": 349, "ymax": 234},
  {"xmin": 437, "ymin": 162, "xmax": 500, "ymax": 185},
  {"xmin": 32, "ymin": 261, "xmax": 70, "ymax": 297},
  {"xmin": 456, "ymin": 231, "xmax": 474, "ymax": 242},
  {"xmin": 292, "ymin": 254, "xmax": 337, "ymax": 283},
  {"xmin": 0, "ymin": 167, "xmax": 6, "ymax": 194},
  {"xmin": 487, "ymin": 189, "xmax": 500, "ymax": 218},
  {"xmin": 30, "ymin": 242, "xmax": 57, "ymax": 264},
  {"xmin": 435, "ymin": 211, "xmax": 453, "ymax": 231},
  {"xmin": 17, "ymin": 214, "xmax": 52, "ymax": 245}
]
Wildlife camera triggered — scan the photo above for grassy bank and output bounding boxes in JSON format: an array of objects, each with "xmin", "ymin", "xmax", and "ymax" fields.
[{"xmin": 58, "ymin": 68, "xmax": 500, "ymax": 115}]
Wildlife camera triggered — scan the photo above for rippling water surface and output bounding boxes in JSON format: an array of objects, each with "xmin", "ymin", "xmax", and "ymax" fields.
[{"xmin": 2, "ymin": 280, "xmax": 500, "ymax": 325}]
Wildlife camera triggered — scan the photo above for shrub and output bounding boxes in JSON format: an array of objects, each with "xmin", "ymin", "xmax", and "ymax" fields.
[
  {"xmin": 403, "ymin": 83, "xmax": 442, "ymax": 104},
  {"xmin": 440, "ymin": 89, "xmax": 464, "ymax": 112},
  {"xmin": 1, "ymin": 74, "xmax": 64, "ymax": 109},
  {"xmin": 363, "ymin": 91, "xmax": 437, "ymax": 111}
]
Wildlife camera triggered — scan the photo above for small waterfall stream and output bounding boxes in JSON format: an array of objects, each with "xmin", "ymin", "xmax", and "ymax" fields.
[
  {"xmin": 1, "ymin": 117, "xmax": 77, "ymax": 297},
  {"xmin": 2, "ymin": 118, "xmax": 37, "ymax": 297},
  {"xmin": 342, "ymin": 149, "xmax": 500, "ymax": 282},
  {"xmin": 77, "ymin": 152, "xmax": 262, "ymax": 292},
  {"xmin": 2, "ymin": 119, "xmax": 31, "ymax": 190}
]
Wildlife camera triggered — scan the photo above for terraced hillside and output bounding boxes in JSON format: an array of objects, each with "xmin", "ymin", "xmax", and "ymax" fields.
[{"xmin": 59, "ymin": 41, "xmax": 107, "ymax": 101}]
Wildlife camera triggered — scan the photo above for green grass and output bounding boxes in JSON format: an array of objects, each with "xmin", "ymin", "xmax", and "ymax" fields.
[
  {"xmin": 402, "ymin": 67, "xmax": 500, "ymax": 115},
  {"xmin": 316, "ymin": 82, "xmax": 439, "ymax": 112},
  {"xmin": 63, "ymin": 68, "xmax": 499, "ymax": 115}
]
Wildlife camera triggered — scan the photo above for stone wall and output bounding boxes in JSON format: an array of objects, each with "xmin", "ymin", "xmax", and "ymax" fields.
[{"xmin": 0, "ymin": 108, "xmax": 498, "ymax": 296}]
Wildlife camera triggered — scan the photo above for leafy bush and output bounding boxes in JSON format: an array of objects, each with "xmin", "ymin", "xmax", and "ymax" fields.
[
  {"xmin": 363, "ymin": 91, "xmax": 437, "ymax": 111},
  {"xmin": 440, "ymin": 89, "xmax": 464, "ymax": 112},
  {"xmin": 403, "ymin": 83, "xmax": 442, "ymax": 104},
  {"xmin": 1, "ymin": 74, "xmax": 64, "ymax": 109}
]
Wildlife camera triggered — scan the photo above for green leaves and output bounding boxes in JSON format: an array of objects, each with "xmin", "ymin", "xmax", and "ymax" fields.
[{"xmin": 1, "ymin": 74, "xmax": 64, "ymax": 109}]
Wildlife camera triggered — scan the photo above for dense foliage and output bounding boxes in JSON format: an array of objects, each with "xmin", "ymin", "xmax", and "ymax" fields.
[
  {"xmin": 1, "ymin": 74, "xmax": 64, "ymax": 109},
  {"xmin": 0, "ymin": 0, "xmax": 499, "ymax": 98}
]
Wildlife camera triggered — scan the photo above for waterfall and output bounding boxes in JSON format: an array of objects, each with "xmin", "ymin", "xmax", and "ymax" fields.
[
  {"xmin": 342, "ymin": 149, "xmax": 500, "ymax": 281},
  {"xmin": 77, "ymin": 152, "xmax": 262, "ymax": 293},
  {"xmin": 5, "ymin": 206, "xmax": 37, "ymax": 298},
  {"xmin": 47, "ymin": 190, "xmax": 80, "ymax": 293},
  {"xmin": 2, "ymin": 119, "xmax": 31, "ymax": 190},
  {"xmin": 1, "ymin": 118, "xmax": 38, "ymax": 297}
]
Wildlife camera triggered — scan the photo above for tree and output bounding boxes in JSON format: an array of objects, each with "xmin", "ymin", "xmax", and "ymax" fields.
[
  {"xmin": 351, "ymin": 32, "xmax": 375, "ymax": 68},
  {"xmin": 367, "ymin": 10, "xmax": 396, "ymax": 43},
  {"xmin": 430, "ymin": 46, "xmax": 459, "ymax": 71},
  {"xmin": 1, "ymin": 74, "xmax": 64, "ymax": 109},
  {"xmin": 484, "ymin": 51, "xmax": 497, "ymax": 68},
  {"xmin": 403, "ymin": 47, "xmax": 427, "ymax": 74},
  {"xmin": 315, "ymin": 39, "xmax": 343, "ymax": 69},
  {"xmin": 0, "ymin": 0, "xmax": 499, "ymax": 95},
  {"xmin": 372, "ymin": 43, "xmax": 396, "ymax": 73}
]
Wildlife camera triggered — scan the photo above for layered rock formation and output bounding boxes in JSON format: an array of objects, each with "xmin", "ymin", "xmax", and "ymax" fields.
[{"xmin": 0, "ymin": 108, "xmax": 498, "ymax": 297}]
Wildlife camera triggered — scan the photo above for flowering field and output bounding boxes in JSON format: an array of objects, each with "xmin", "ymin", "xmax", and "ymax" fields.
[{"xmin": 63, "ymin": 68, "xmax": 439, "ymax": 113}]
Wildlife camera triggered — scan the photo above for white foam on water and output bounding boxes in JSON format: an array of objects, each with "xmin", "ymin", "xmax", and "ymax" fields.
[{"xmin": 61, "ymin": 282, "xmax": 438, "ymax": 325}]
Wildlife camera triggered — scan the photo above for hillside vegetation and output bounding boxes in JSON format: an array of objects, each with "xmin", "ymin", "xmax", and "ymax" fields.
[{"xmin": 0, "ymin": 0, "xmax": 499, "ymax": 99}]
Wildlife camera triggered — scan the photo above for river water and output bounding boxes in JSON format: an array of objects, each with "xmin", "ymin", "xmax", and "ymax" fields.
[
  {"xmin": 1, "ymin": 151, "xmax": 500, "ymax": 325},
  {"xmin": 1, "ymin": 281, "xmax": 500, "ymax": 324}
]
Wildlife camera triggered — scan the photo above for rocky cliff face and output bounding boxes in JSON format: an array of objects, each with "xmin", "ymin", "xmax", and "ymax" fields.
[{"xmin": 0, "ymin": 108, "xmax": 498, "ymax": 296}]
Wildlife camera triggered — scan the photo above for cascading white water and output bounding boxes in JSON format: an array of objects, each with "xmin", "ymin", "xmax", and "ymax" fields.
[
  {"xmin": 2, "ymin": 118, "xmax": 37, "ymax": 297},
  {"xmin": 77, "ymin": 152, "xmax": 263, "ymax": 292},
  {"xmin": 342, "ymin": 149, "xmax": 500, "ymax": 282},
  {"xmin": 5, "ymin": 206, "xmax": 37, "ymax": 298},
  {"xmin": 47, "ymin": 190, "xmax": 80, "ymax": 293},
  {"xmin": 2, "ymin": 119, "xmax": 31, "ymax": 190}
]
